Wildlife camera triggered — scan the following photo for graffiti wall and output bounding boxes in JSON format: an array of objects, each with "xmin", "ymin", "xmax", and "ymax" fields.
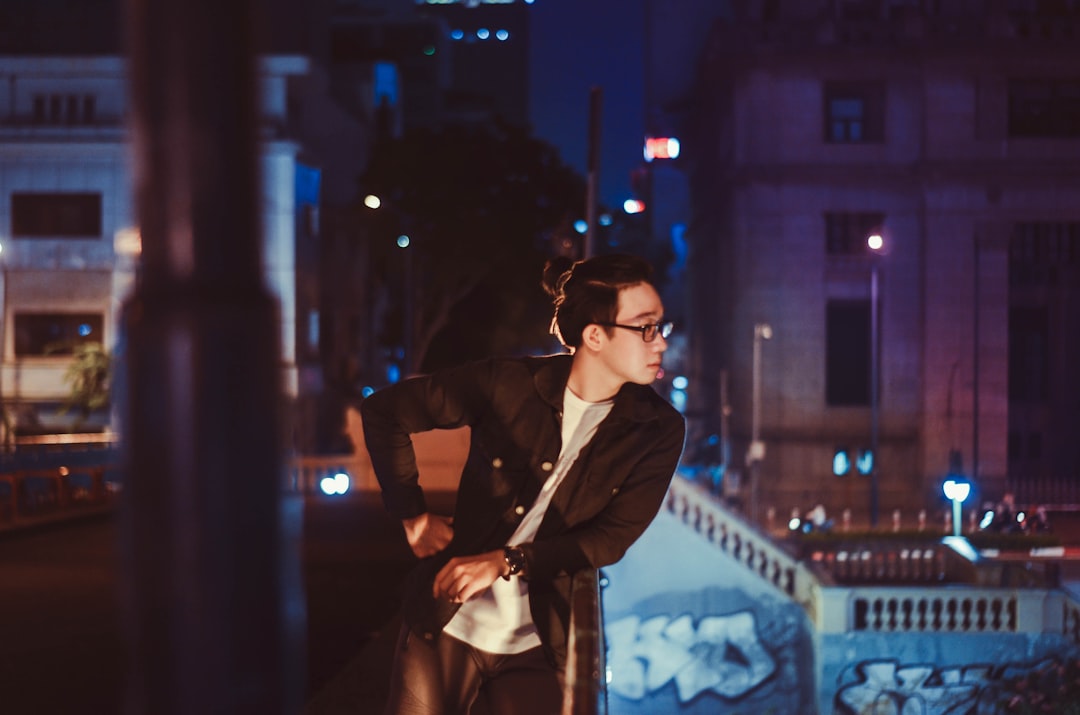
[
  {"xmin": 602, "ymin": 508, "xmax": 816, "ymax": 714},
  {"xmin": 824, "ymin": 634, "xmax": 1080, "ymax": 714},
  {"xmin": 604, "ymin": 503, "xmax": 1080, "ymax": 714}
]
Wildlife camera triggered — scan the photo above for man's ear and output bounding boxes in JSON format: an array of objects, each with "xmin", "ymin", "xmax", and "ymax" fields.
[{"xmin": 581, "ymin": 323, "xmax": 606, "ymax": 352}]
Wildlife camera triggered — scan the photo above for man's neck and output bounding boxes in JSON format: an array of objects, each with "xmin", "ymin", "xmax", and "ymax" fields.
[{"xmin": 566, "ymin": 355, "xmax": 622, "ymax": 403}]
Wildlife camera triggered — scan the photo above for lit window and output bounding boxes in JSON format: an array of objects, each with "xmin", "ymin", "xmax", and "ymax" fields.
[
  {"xmin": 824, "ymin": 81, "xmax": 884, "ymax": 143},
  {"xmin": 373, "ymin": 62, "xmax": 399, "ymax": 107}
]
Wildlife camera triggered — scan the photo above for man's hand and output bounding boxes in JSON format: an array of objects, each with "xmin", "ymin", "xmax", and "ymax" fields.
[
  {"xmin": 402, "ymin": 513, "xmax": 454, "ymax": 558},
  {"xmin": 432, "ymin": 550, "xmax": 508, "ymax": 604}
]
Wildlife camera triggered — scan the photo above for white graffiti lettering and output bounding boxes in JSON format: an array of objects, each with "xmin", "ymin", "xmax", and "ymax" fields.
[
  {"xmin": 605, "ymin": 610, "xmax": 777, "ymax": 702},
  {"xmin": 835, "ymin": 660, "xmax": 986, "ymax": 714}
]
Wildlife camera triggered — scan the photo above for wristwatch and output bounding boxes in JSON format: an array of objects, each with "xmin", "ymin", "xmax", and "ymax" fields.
[{"xmin": 502, "ymin": 546, "xmax": 526, "ymax": 580}]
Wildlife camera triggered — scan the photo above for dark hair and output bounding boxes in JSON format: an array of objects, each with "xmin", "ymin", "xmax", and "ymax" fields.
[{"xmin": 541, "ymin": 254, "xmax": 655, "ymax": 348}]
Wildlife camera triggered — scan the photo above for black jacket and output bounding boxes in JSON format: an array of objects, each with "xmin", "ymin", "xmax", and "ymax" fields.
[{"xmin": 361, "ymin": 353, "xmax": 686, "ymax": 668}]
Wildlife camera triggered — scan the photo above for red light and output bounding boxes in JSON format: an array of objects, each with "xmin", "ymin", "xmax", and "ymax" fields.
[{"xmin": 644, "ymin": 137, "xmax": 681, "ymax": 162}]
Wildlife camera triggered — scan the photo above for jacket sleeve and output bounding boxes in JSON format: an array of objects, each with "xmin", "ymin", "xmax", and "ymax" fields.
[
  {"xmin": 360, "ymin": 360, "xmax": 494, "ymax": 519},
  {"xmin": 520, "ymin": 411, "xmax": 686, "ymax": 581}
]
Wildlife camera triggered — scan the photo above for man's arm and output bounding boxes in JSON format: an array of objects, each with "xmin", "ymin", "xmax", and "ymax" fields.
[
  {"xmin": 361, "ymin": 360, "xmax": 496, "ymax": 554},
  {"xmin": 403, "ymin": 512, "xmax": 454, "ymax": 559}
]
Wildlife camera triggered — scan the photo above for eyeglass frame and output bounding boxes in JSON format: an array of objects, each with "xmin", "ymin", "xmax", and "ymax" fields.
[{"xmin": 595, "ymin": 320, "xmax": 674, "ymax": 343}]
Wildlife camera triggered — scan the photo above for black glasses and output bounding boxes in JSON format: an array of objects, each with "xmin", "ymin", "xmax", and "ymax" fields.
[{"xmin": 597, "ymin": 320, "xmax": 674, "ymax": 343}]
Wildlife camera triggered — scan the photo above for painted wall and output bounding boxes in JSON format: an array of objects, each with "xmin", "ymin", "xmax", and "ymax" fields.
[{"xmin": 605, "ymin": 505, "xmax": 1080, "ymax": 714}]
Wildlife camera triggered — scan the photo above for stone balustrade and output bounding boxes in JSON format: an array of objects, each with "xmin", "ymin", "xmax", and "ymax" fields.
[{"xmin": 666, "ymin": 475, "xmax": 1080, "ymax": 643}]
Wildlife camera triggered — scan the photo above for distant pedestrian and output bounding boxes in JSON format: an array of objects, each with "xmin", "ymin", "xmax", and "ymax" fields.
[{"xmin": 362, "ymin": 254, "xmax": 686, "ymax": 714}]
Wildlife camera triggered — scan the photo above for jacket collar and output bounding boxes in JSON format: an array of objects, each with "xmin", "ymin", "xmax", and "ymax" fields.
[{"xmin": 532, "ymin": 353, "xmax": 660, "ymax": 423}]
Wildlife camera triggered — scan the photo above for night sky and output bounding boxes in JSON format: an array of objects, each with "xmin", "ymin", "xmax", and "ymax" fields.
[{"xmin": 529, "ymin": 0, "xmax": 645, "ymax": 209}]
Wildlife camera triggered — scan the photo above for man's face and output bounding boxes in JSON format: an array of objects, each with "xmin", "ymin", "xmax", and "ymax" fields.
[{"xmin": 597, "ymin": 282, "xmax": 668, "ymax": 386}]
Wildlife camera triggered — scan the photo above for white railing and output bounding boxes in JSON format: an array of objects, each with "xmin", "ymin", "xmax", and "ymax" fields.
[
  {"xmin": 666, "ymin": 475, "xmax": 1080, "ymax": 641},
  {"xmin": 665, "ymin": 477, "xmax": 816, "ymax": 607}
]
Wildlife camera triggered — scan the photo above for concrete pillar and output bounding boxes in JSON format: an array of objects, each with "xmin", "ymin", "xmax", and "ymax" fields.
[{"xmin": 119, "ymin": 0, "xmax": 300, "ymax": 712}]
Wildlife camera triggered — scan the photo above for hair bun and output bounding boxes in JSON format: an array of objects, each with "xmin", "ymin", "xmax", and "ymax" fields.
[{"xmin": 541, "ymin": 256, "xmax": 575, "ymax": 297}]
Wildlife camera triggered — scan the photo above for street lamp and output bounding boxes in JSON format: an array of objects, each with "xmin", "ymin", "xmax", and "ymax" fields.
[
  {"xmin": 943, "ymin": 477, "xmax": 971, "ymax": 537},
  {"xmin": 748, "ymin": 322, "xmax": 772, "ymax": 523},
  {"xmin": 867, "ymin": 233, "xmax": 884, "ymax": 527}
]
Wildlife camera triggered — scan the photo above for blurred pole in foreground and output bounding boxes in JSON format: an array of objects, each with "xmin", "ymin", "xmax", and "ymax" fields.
[{"xmin": 120, "ymin": 0, "xmax": 298, "ymax": 712}]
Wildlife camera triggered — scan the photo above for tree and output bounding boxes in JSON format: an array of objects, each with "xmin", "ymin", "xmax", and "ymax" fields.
[
  {"xmin": 360, "ymin": 120, "xmax": 587, "ymax": 375},
  {"xmin": 59, "ymin": 341, "xmax": 111, "ymax": 425}
]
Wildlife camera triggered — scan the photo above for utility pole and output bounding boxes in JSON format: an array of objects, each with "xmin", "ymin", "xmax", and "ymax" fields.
[{"xmin": 584, "ymin": 86, "xmax": 602, "ymax": 259}]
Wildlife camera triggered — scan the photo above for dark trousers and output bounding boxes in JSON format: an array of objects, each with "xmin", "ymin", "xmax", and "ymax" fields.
[{"xmin": 383, "ymin": 624, "xmax": 564, "ymax": 715}]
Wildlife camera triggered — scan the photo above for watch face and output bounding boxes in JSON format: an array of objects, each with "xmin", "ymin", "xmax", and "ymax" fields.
[{"xmin": 505, "ymin": 547, "xmax": 525, "ymax": 574}]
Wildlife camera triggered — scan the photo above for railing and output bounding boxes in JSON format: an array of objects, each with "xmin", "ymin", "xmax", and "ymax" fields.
[
  {"xmin": 665, "ymin": 476, "xmax": 815, "ymax": 606},
  {"xmin": 1007, "ymin": 476, "xmax": 1080, "ymax": 509},
  {"xmin": 562, "ymin": 569, "xmax": 606, "ymax": 715},
  {"xmin": 666, "ymin": 475, "xmax": 1080, "ymax": 641}
]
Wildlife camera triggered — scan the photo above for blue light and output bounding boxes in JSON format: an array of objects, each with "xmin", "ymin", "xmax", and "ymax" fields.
[
  {"xmin": 361, "ymin": 386, "xmax": 375, "ymax": 398},
  {"xmin": 669, "ymin": 389, "xmax": 687, "ymax": 413},
  {"xmin": 397, "ymin": 235, "xmax": 411, "ymax": 248},
  {"xmin": 856, "ymin": 449, "xmax": 874, "ymax": 475},
  {"xmin": 574, "ymin": 220, "xmax": 588, "ymax": 234},
  {"xmin": 599, "ymin": 213, "xmax": 613, "ymax": 226},
  {"xmin": 672, "ymin": 375, "xmax": 688, "ymax": 390},
  {"xmin": 477, "ymin": 28, "xmax": 490, "ymax": 40},
  {"xmin": 450, "ymin": 29, "xmax": 464, "ymax": 40},
  {"xmin": 833, "ymin": 448, "xmax": 851, "ymax": 476},
  {"xmin": 387, "ymin": 364, "xmax": 401, "ymax": 384},
  {"xmin": 496, "ymin": 29, "xmax": 509, "ymax": 41},
  {"xmin": 78, "ymin": 323, "xmax": 92, "ymax": 337}
]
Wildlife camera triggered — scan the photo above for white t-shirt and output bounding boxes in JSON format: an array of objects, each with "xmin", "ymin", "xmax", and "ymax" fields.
[{"xmin": 442, "ymin": 387, "xmax": 613, "ymax": 653}]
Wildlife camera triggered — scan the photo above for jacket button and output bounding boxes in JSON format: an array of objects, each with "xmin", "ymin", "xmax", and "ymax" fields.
[
  {"xmin": 541, "ymin": 461, "xmax": 554, "ymax": 471},
  {"xmin": 492, "ymin": 457, "xmax": 503, "ymax": 468},
  {"xmin": 611, "ymin": 487, "xmax": 619, "ymax": 496},
  {"xmin": 423, "ymin": 632, "xmax": 434, "ymax": 641},
  {"xmin": 515, "ymin": 505, "xmax": 525, "ymax": 516}
]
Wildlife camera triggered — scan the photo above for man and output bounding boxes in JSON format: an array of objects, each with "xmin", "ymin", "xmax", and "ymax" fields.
[{"xmin": 361, "ymin": 254, "xmax": 685, "ymax": 714}]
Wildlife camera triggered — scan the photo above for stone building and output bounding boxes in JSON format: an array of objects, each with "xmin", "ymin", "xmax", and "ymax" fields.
[
  {"xmin": 684, "ymin": 1, "xmax": 1080, "ymax": 522},
  {"xmin": 0, "ymin": 55, "xmax": 310, "ymax": 434}
]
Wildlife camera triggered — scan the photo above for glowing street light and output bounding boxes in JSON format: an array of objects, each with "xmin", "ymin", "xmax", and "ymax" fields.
[
  {"xmin": 943, "ymin": 478, "xmax": 971, "ymax": 537},
  {"xmin": 867, "ymin": 232, "xmax": 885, "ymax": 526}
]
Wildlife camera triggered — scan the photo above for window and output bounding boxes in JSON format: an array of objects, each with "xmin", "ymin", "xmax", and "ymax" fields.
[
  {"xmin": 11, "ymin": 192, "xmax": 102, "ymax": 238},
  {"xmin": 824, "ymin": 81, "xmax": 885, "ymax": 143},
  {"xmin": 1010, "ymin": 222, "xmax": 1079, "ymax": 285},
  {"xmin": 1008, "ymin": 79, "xmax": 1080, "ymax": 138},
  {"xmin": 1008, "ymin": 306, "xmax": 1048, "ymax": 402},
  {"xmin": 29, "ymin": 93, "xmax": 97, "ymax": 125},
  {"xmin": 826, "ymin": 300, "xmax": 871, "ymax": 406},
  {"xmin": 13, "ymin": 313, "xmax": 103, "ymax": 357},
  {"xmin": 825, "ymin": 211, "xmax": 885, "ymax": 255}
]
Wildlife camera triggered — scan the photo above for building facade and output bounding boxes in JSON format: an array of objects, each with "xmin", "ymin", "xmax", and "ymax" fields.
[
  {"xmin": 685, "ymin": 1, "xmax": 1080, "ymax": 521},
  {"xmin": 0, "ymin": 55, "xmax": 311, "ymax": 435}
]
